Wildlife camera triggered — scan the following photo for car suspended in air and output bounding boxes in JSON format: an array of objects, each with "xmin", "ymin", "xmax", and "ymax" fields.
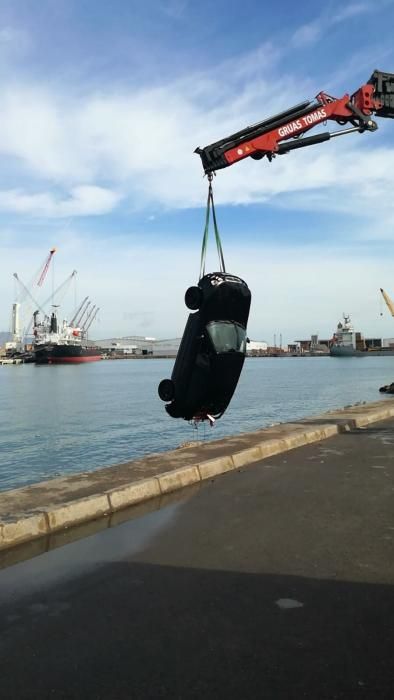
[{"xmin": 158, "ymin": 271, "xmax": 251, "ymax": 423}]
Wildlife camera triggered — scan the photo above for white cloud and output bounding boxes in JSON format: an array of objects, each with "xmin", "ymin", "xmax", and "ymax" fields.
[
  {"xmin": 0, "ymin": 186, "xmax": 121, "ymax": 217},
  {"xmin": 291, "ymin": 3, "xmax": 372, "ymax": 49},
  {"xmin": 291, "ymin": 21, "xmax": 322, "ymax": 49},
  {"xmin": 333, "ymin": 3, "xmax": 370, "ymax": 23},
  {"xmin": 0, "ymin": 52, "xmax": 391, "ymax": 223},
  {"xmin": 0, "ymin": 66, "xmax": 311, "ymax": 212},
  {"xmin": 0, "ymin": 20, "xmax": 390, "ymax": 228}
]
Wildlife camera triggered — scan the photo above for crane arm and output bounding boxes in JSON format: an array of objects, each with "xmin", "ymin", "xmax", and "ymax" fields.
[
  {"xmin": 37, "ymin": 248, "xmax": 56, "ymax": 287},
  {"xmin": 82, "ymin": 304, "xmax": 96, "ymax": 331},
  {"xmin": 41, "ymin": 270, "xmax": 77, "ymax": 310},
  {"xmin": 195, "ymin": 70, "xmax": 394, "ymax": 174},
  {"xmin": 24, "ymin": 270, "xmax": 78, "ymax": 337},
  {"xmin": 71, "ymin": 295, "xmax": 88, "ymax": 326},
  {"xmin": 13, "ymin": 274, "xmax": 45, "ymax": 315},
  {"xmin": 85, "ymin": 307, "xmax": 99, "ymax": 332},
  {"xmin": 77, "ymin": 300, "xmax": 91, "ymax": 327},
  {"xmin": 380, "ymin": 288, "xmax": 394, "ymax": 317}
]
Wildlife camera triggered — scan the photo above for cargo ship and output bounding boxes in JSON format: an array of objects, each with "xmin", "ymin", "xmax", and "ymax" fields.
[
  {"xmin": 330, "ymin": 314, "xmax": 394, "ymax": 357},
  {"xmin": 330, "ymin": 315, "xmax": 365, "ymax": 357},
  {"xmin": 33, "ymin": 306, "xmax": 101, "ymax": 364}
]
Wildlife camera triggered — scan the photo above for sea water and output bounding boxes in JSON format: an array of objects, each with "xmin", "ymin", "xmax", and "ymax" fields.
[{"xmin": 0, "ymin": 356, "xmax": 392, "ymax": 491}]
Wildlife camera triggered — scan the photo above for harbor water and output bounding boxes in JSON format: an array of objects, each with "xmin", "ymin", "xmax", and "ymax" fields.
[{"xmin": 0, "ymin": 356, "xmax": 393, "ymax": 491}]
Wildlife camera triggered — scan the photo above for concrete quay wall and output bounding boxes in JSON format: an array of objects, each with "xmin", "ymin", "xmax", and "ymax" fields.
[{"xmin": 1, "ymin": 398, "xmax": 394, "ymax": 551}]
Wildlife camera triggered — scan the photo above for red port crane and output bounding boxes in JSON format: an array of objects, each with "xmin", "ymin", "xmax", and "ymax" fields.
[{"xmin": 37, "ymin": 247, "xmax": 56, "ymax": 287}]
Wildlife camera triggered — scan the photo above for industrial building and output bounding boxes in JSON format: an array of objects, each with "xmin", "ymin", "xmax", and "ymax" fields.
[
  {"xmin": 93, "ymin": 336, "xmax": 182, "ymax": 357},
  {"xmin": 93, "ymin": 336, "xmax": 268, "ymax": 357}
]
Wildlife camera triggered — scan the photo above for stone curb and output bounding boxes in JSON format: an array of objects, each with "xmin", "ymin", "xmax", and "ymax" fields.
[
  {"xmin": 0, "ymin": 513, "xmax": 48, "ymax": 550},
  {"xmin": 157, "ymin": 465, "xmax": 201, "ymax": 494},
  {"xmin": 46, "ymin": 494, "xmax": 111, "ymax": 532},
  {"xmin": 1, "ymin": 401, "xmax": 394, "ymax": 551},
  {"xmin": 107, "ymin": 478, "xmax": 161, "ymax": 510}
]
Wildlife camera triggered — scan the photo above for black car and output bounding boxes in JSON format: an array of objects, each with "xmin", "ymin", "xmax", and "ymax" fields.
[{"xmin": 158, "ymin": 272, "xmax": 251, "ymax": 422}]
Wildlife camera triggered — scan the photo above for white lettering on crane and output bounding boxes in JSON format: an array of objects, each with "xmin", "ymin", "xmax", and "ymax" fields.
[
  {"xmin": 278, "ymin": 108, "xmax": 327, "ymax": 138},
  {"xmin": 278, "ymin": 120, "xmax": 302, "ymax": 137}
]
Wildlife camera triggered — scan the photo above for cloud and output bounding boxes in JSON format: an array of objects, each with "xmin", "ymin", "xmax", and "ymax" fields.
[
  {"xmin": 158, "ymin": 0, "xmax": 189, "ymax": 19},
  {"xmin": 0, "ymin": 13, "xmax": 391, "ymax": 227},
  {"xmin": 333, "ymin": 3, "xmax": 371, "ymax": 23},
  {"xmin": 216, "ymin": 140, "xmax": 394, "ymax": 206},
  {"xmin": 1, "ymin": 232, "xmax": 394, "ymax": 344},
  {"xmin": 291, "ymin": 3, "xmax": 372, "ymax": 49},
  {"xmin": 0, "ymin": 65, "xmax": 311, "ymax": 212},
  {"xmin": 0, "ymin": 186, "xmax": 121, "ymax": 217},
  {"xmin": 0, "ymin": 69, "xmax": 391, "ymax": 225},
  {"xmin": 291, "ymin": 21, "xmax": 322, "ymax": 49}
]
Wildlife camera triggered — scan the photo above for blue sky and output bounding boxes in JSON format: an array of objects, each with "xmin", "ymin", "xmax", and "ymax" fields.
[{"xmin": 1, "ymin": 0, "xmax": 394, "ymax": 343}]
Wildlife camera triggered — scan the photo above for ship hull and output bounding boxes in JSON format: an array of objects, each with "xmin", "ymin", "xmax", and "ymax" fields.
[
  {"xmin": 330, "ymin": 346, "xmax": 394, "ymax": 357},
  {"xmin": 34, "ymin": 344, "xmax": 101, "ymax": 364},
  {"xmin": 330, "ymin": 346, "xmax": 364, "ymax": 357}
]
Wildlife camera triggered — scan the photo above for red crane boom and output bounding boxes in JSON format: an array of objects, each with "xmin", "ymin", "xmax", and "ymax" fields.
[
  {"xmin": 195, "ymin": 70, "xmax": 394, "ymax": 173},
  {"xmin": 37, "ymin": 247, "xmax": 56, "ymax": 287}
]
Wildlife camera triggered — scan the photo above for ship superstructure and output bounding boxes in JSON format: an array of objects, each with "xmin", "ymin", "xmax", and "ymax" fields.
[
  {"xmin": 330, "ymin": 315, "xmax": 366, "ymax": 356},
  {"xmin": 8, "ymin": 248, "xmax": 101, "ymax": 364},
  {"xmin": 33, "ymin": 303, "xmax": 101, "ymax": 364}
]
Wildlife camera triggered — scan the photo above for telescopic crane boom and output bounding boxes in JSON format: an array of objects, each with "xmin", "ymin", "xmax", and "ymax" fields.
[{"xmin": 195, "ymin": 70, "xmax": 394, "ymax": 173}]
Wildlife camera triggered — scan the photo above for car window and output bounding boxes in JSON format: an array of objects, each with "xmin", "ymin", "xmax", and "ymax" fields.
[{"xmin": 206, "ymin": 321, "xmax": 247, "ymax": 354}]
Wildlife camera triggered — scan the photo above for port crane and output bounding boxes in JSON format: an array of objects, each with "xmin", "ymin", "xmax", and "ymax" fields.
[
  {"xmin": 195, "ymin": 70, "xmax": 394, "ymax": 173},
  {"xmin": 380, "ymin": 288, "xmax": 394, "ymax": 317},
  {"xmin": 70, "ymin": 296, "xmax": 89, "ymax": 327},
  {"xmin": 83, "ymin": 306, "xmax": 99, "ymax": 335},
  {"xmin": 76, "ymin": 299, "xmax": 91, "ymax": 328},
  {"xmin": 6, "ymin": 247, "xmax": 58, "ymax": 355},
  {"xmin": 27, "ymin": 270, "xmax": 78, "ymax": 337},
  {"xmin": 37, "ymin": 247, "xmax": 56, "ymax": 287},
  {"xmin": 378, "ymin": 288, "xmax": 394, "ymax": 394},
  {"xmin": 40, "ymin": 269, "xmax": 77, "ymax": 311}
]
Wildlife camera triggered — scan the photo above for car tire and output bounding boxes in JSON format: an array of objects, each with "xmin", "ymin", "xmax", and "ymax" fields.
[
  {"xmin": 158, "ymin": 378, "xmax": 175, "ymax": 402},
  {"xmin": 185, "ymin": 286, "xmax": 202, "ymax": 310}
]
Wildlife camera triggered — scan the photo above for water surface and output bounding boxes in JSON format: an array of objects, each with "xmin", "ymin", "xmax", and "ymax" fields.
[{"xmin": 0, "ymin": 356, "xmax": 392, "ymax": 490}]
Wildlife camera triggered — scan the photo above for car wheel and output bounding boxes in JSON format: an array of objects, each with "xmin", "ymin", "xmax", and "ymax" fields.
[
  {"xmin": 158, "ymin": 378, "xmax": 175, "ymax": 402},
  {"xmin": 185, "ymin": 286, "xmax": 202, "ymax": 310}
]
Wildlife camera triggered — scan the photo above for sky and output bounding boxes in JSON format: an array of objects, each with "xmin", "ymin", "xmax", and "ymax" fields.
[{"xmin": 1, "ymin": 0, "xmax": 394, "ymax": 344}]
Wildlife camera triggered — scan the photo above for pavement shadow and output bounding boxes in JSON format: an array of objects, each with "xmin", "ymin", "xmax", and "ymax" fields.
[{"xmin": 1, "ymin": 561, "xmax": 394, "ymax": 700}]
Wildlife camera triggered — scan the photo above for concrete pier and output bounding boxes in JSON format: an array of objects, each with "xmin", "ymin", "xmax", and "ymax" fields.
[
  {"xmin": 0, "ymin": 405, "xmax": 394, "ymax": 698},
  {"xmin": 1, "ymin": 399, "xmax": 394, "ymax": 550}
]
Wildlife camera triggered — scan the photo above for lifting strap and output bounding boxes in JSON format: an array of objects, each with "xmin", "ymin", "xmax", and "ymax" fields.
[{"xmin": 199, "ymin": 176, "xmax": 226, "ymax": 280}]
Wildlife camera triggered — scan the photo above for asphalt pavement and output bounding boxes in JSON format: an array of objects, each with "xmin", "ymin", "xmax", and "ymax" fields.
[{"xmin": 1, "ymin": 418, "xmax": 394, "ymax": 699}]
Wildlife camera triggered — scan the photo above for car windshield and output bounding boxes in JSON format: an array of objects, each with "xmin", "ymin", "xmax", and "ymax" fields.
[{"xmin": 206, "ymin": 321, "xmax": 247, "ymax": 354}]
